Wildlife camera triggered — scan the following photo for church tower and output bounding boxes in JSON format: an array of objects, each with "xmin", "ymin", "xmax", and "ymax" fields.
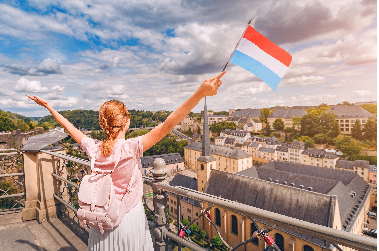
[{"xmin": 197, "ymin": 97, "xmax": 216, "ymax": 192}]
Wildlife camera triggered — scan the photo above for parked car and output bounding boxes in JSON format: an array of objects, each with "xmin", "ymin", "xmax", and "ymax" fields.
[
  {"xmin": 363, "ymin": 228, "xmax": 377, "ymax": 238},
  {"xmin": 370, "ymin": 212, "xmax": 377, "ymax": 219}
]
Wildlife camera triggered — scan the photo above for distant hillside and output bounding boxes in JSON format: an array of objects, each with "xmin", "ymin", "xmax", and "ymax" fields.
[
  {"xmin": 38, "ymin": 110, "xmax": 101, "ymax": 130},
  {"xmin": 4, "ymin": 111, "xmax": 33, "ymax": 123},
  {"xmin": 37, "ymin": 109, "xmax": 172, "ymax": 130}
]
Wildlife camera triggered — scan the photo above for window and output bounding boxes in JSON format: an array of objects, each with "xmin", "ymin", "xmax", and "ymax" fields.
[
  {"xmin": 171, "ymin": 207, "xmax": 173, "ymax": 213},
  {"xmin": 303, "ymin": 245, "xmax": 314, "ymax": 251},
  {"xmin": 174, "ymin": 201, "xmax": 176, "ymax": 206},
  {"xmin": 361, "ymin": 172, "xmax": 364, "ymax": 175},
  {"xmin": 188, "ymin": 216, "xmax": 191, "ymax": 222},
  {"xmin": 196, "ymin": 212, "xmax": 198, "ymax": 216},
  {"xmin": 345, "ymin": 120, "xmax": 349, "ymax": 123},
  {"xmin": 215, "ymin": 208, "xmax": 221, "ymax": 226},
  {"xmin": 346, "ymin": 128, "xmax": 349, "ymax": 131},
  {"xmin": 341, "ymin": 128, "xmax": 344, "ymax": 131},
  {"xmin": 275, "ymin": 233, "xmax": 284, "ymax": 251},
  {"xmin": 187, "ymin": 209, "xmax": 191, "ymax": 214},
  {"xmin": 201, "ymin": 164, "xmax": 204, "ymax": 170},
  {"xmin": 250, "ymin": 223, "xmax": 259, "ymax": 245},
  {"xmin": 231, "ymin": 215, "xmax": 238, "ymax": 235},
  {"xmin": 374, "ymin": 175, "xmax": 377, "ymax": 178}
]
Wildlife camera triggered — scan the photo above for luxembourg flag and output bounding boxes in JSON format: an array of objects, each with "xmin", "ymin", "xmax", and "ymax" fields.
[{"xmin": 230, "ymin": 25, "xmax": 292, "ymax": 90}]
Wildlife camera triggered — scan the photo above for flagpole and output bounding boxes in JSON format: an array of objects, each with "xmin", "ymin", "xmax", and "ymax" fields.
[{"xmin": 222, "ymin": 19, "xmax": 252, "ymax": 72}]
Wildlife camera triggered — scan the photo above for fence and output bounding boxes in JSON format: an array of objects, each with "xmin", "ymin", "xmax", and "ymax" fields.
[
  {"xmin": 0, "ymin": 149, "xmax": 25, "ymax": 212},
  {"xmin": 32, "ymin": 150, "xmax": 376, "ymax": 251}
]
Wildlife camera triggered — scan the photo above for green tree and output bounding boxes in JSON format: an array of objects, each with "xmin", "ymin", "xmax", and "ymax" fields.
[
  {"xmin": 209, "ymin": 121, "xmax": 236, "ymax": 135},
  {"xmin": 273, "ymin": 118, "xmax": 285, "ymax": 131},
  {"xmin": 297, "ymin": 136, "xmax": 315, "ymax": 148},
  {"xmin": 260, "ymin": 108, "xmax": 271, "ymax": 124},
  {"xmin": 184, "ymin": 127, "xmax": 193, "ymax": 137},
  {"xmin": 319, "ymin": 112, "xmax": 339, "ymax": 138},
  {"xmin": 200, "ymin": 230, "xmax": 207, "ymax": 239},
  {"xmin": 125, "ymin": 129, "xmax": 150, "ymax": 139},
  {"xmin": 0, "ymin": 115, "xmax": 15, "ymax": 132},
  {"xmin": 197, "ymin": 126, "xmax": 201, "ymax": 134},
  {"xmin": 211, "ymin": 236, "xmax": 222, "ymax": 248},
  {"xmin": 189, "ymin": 223, "xmax": 199, "ymax": 233},
  {"xmin": 337, "ymin": 101, "xmax": 354, "ymax": 106},
  {"xmin": 300, "ymin": 114, "xmax": 320, "ymax": 137},
  {"xmin": 15, "ymin": 119, "xmax": 30, "ymax": 132},
  {"xmin": 335, "ymin": 136, "xmax": 361, "ymax": 156},
  {"xmin": 291, "ymin": 116, "xmax": 302, "ymax": 131},
  {"xmin": 181, "ymin": 218, "xmax": 189, "ymax": 226},
  {"xmin": 91, "ymin": 130, "xmax": 108, "ymax": 141},
  {"xmin": 264, "ymin": 123, "xmax": 272, "ymax": 136},
  {"xmin": 360, "ymin": 104, "xmax": 377, "ymax": 114},
  {"xmin": 362, "ymin": 119, "xmax": 377, "ymax": 141},
  {"xmin": 351, "ymin": 120, "xmax": 363, "ymax": 140}
]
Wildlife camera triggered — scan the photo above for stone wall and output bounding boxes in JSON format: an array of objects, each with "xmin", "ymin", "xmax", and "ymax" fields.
[{"xmin": 0, "ymin": 130, "xmax": 38, "ymax": 149}]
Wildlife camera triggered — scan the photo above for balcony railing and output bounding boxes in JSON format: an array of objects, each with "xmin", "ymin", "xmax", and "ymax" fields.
[
  {"xmin": 27, "ymin": 150, "xmax": 376, "ymax": 251},
  {"xmin": 0, "ymin": 149, "xmax": 25, "ymax": 212}
]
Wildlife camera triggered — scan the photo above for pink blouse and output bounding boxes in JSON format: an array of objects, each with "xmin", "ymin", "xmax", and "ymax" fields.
[{"xmin": 80, "ymin": 136, "xmax": 144, "ymax": 214}]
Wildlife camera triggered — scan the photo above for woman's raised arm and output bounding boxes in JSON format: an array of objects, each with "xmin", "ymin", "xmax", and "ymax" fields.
[
  {"xmin": 142, "ymin": 71, "xmax": 226, "ymax": 151},
  {"xmin": 27, "ymin": 95, "xmax": 86, "ymax": 146}
]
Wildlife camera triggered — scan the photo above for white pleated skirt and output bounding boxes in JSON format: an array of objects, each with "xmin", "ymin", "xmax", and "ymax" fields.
[{"xmin": 87, "ymin": 200, "xmax": 154, "ymax": 251}]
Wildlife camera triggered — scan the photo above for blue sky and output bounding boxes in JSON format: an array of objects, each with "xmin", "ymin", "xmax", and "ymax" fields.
[{"xmin": 0, "ymin": 0, "xmax": 377, "ymax": 117}]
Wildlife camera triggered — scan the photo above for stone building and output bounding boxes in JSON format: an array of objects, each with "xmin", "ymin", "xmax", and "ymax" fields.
[
  {"xmin": 267, "ymin": 107, "xmax": 307, "ymax": 129},
  {"xmin": 326, "ymin": 105, "xmax": 376, "ymax": 135},
  {"xmin": 202, "ymin": 161, "xmax": 371, "ymax": 251},
  {"xmin": 301, "ymin": 148, "xmax": 339, "ymax": 168}
]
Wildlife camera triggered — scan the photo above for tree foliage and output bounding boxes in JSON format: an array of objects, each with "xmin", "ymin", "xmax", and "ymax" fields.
[
  {"xmin": 211, "ymin": 236, "xmax": 222, "ymax": 247},
  {"xmin": 260, "ymin": 108, "xmax": 272, "ymax": 124},
  {"xmin": 144, "ymin": 136, "xmax": 188, "ymax": 157},
  {"xmin": 264, "ymin": 123, "xmax": 272, "ymax": 136},
  {"xmin": 189, "ymin": 223, "xmax": 199, "ymax": 233},
  {"xmin": 209, "ymin": 121, "xmax": 236, "ymax": 136},
  {"xmin": 351, "ymin": 120, "xmax": 363, "ymax": 140},
  {"xmin": 297, "ymin": 136, "xmax": 315, "ymax": 148},
  {"xmin": 362, "ymin": 119, "xmax": 377, "ymax": 141},
  {"xmin": 181, "ymin": 218, "xmax": 189, "ymax": 226},
  {"xmin": 273, "ymin": 118, "xmax": 285, "ymax": 131},
  {"xmin": 200, "ymin": 230, "xmax": 207, "ymax": 239},
  {"xmin": 335, "ymin": 136, "xmax": 361, "ymax": 156},
  {"xmin": 300, "ymin": 114, "xmax": 320, "ymax": 137},
  {"xmin": 360, "ymin": 104, "xmax": 377, "ymax": 114}
]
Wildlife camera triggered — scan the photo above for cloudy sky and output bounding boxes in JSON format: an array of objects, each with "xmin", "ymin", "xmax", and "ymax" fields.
[{"xmin": 0, "ymin": 0, "xmax": 377, "ymax": 117}]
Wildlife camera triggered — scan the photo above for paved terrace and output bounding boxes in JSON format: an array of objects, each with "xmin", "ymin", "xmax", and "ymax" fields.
[{"xmin": 0, "ymin": 210, "xmax": 88, "ymax": 251}]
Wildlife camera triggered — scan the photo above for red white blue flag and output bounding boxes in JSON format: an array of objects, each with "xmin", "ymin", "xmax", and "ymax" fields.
[{"xmin": 230, "ymin": 25, "xmax": 292, "ymax": 90}]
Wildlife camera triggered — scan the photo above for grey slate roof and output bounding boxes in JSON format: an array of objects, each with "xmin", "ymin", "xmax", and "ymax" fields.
[
  {"xmin": 302, "ymin": 148, "xmax": 338, "ymax": 159},
  {"xmin": 185, "ymin": 141, "xmax": 251, "ymax": 159},
  {"xmin": 258, "ymin": 147, "xmax": 275, "ymax": 153},
  {"xmin": 336, "ymin": 160, "xmax": 370, "ymax": 170},
  {"xmin": 229, "ymin": 108, "xmax": 261, "ymax": 118},
  {"xmin": 326, "ymin": 105, "xmax": 376, "ymax": 119},
  {"xmin": 141, "ymin": 153, "xmax": 184, "ymax": 168},
  {"xmin": 249, "ymin": 142, "xmax": 260, "ymax": 148},
  {"xmin": 168, "ymin": 173, "xmax": 200, "ymax": 207},
  {"xmin": 268, "ymin": 107, "xmax": 307, "ymax": 119},
  {"xmin": 288, "ymin": 140, "xmax": 305, "ymax": 149},
  {"xmin": 205, "ymin": 170, "xmax": 335, "ymax": 227},
  {"xmin": 239, "ymin": 118, "xmax": 248, "ymax": 124},
  {"xmin": 224, "ymin": 138, "xmax": 236, "ymax": 145},
  {"xmin": 235, "ymin": 143, "xmax": 243, "ymax": 148},
  {"xmin": 276, "ymin": 146, "xmax": 289, "ymax": 152},
  {"xmin": 227, "ymin": 117, "xmax": 240, "ymax": 122},
  {"xmin": 285, "ymin": 108, "xmax": 307, "ymax": 118},
  {"xmin": 233, "ymin": 161, "xmax": 371, "ymax": 231},
  {"xmin": 268, "ymin": 108, "xmax": 289, "ymax": 118}
]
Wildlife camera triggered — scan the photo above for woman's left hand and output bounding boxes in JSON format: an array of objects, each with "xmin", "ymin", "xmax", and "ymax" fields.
[{"xmin": 27, "ymin": 95, "xmax": 51, "ymax": 109}]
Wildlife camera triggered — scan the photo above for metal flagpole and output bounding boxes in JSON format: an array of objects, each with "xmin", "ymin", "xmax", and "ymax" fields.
[{"xmin": 222, "ymin": 18, "xmax": 252, "ymax": 72}]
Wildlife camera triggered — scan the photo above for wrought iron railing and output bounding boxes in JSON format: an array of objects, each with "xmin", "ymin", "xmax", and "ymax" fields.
[
  {"xmin": 42, "ymin": 150, "xmax": 377, "ymax": 251},
  {"xmin": 40, "ymin": 149, "xmax": 90, "ymax": 232},
  {"xmin": 0, "ymin": 149, "xmax": 25, "ymax": 212}
]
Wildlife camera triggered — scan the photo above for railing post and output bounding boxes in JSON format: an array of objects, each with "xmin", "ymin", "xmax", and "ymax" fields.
[
  {"xmin": 22, "ymin": 150, "xmax": 64, "ymax": 222},
  {"xmin": 176, "ymin": 194, "xmax": 182, "ymax": 251},
  {"xmin": 150, "ymin": 158, "xmax": 169, "ymax": 251}
]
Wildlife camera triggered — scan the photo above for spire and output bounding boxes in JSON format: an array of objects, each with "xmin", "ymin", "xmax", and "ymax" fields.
[{"xmin": 202, "ymin": 97, "xmax": 211, "ymax": 156}]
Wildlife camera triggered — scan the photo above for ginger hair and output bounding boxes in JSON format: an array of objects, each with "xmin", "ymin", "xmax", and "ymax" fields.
[{"xmin": 99, "ymin": 100, "xmax": 130, "ymax": 156}]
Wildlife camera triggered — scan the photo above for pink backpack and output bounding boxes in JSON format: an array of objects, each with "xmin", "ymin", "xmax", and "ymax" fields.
[{"xmin": 77, "ymin": 152, "xmax": 138, "ymax": 234}]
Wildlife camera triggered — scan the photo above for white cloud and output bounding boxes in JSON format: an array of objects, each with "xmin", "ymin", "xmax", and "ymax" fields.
[
  {"xmin": 285, "ymin": 76, "xmax": 326, "ymax": 87},
  {"xmin": 354, "ymin": 90, "xmax": 371, "ymax": 98},
  {"xmin": 324, "ymin": 83, "xmax": 342, "ymax": 89},
  {"xmin": 14, "ymin": 77, "xmax": 49, "ymax": 92}
]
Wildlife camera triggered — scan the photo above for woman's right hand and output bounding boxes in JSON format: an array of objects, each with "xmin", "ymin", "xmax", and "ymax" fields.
[
  {"xmin": 26, "ymin": 95, "xmax": 51, "ymax": 109},
  {"xmin": 197, "ymin": 71, "xmax": 226, "ymax": 98}
]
